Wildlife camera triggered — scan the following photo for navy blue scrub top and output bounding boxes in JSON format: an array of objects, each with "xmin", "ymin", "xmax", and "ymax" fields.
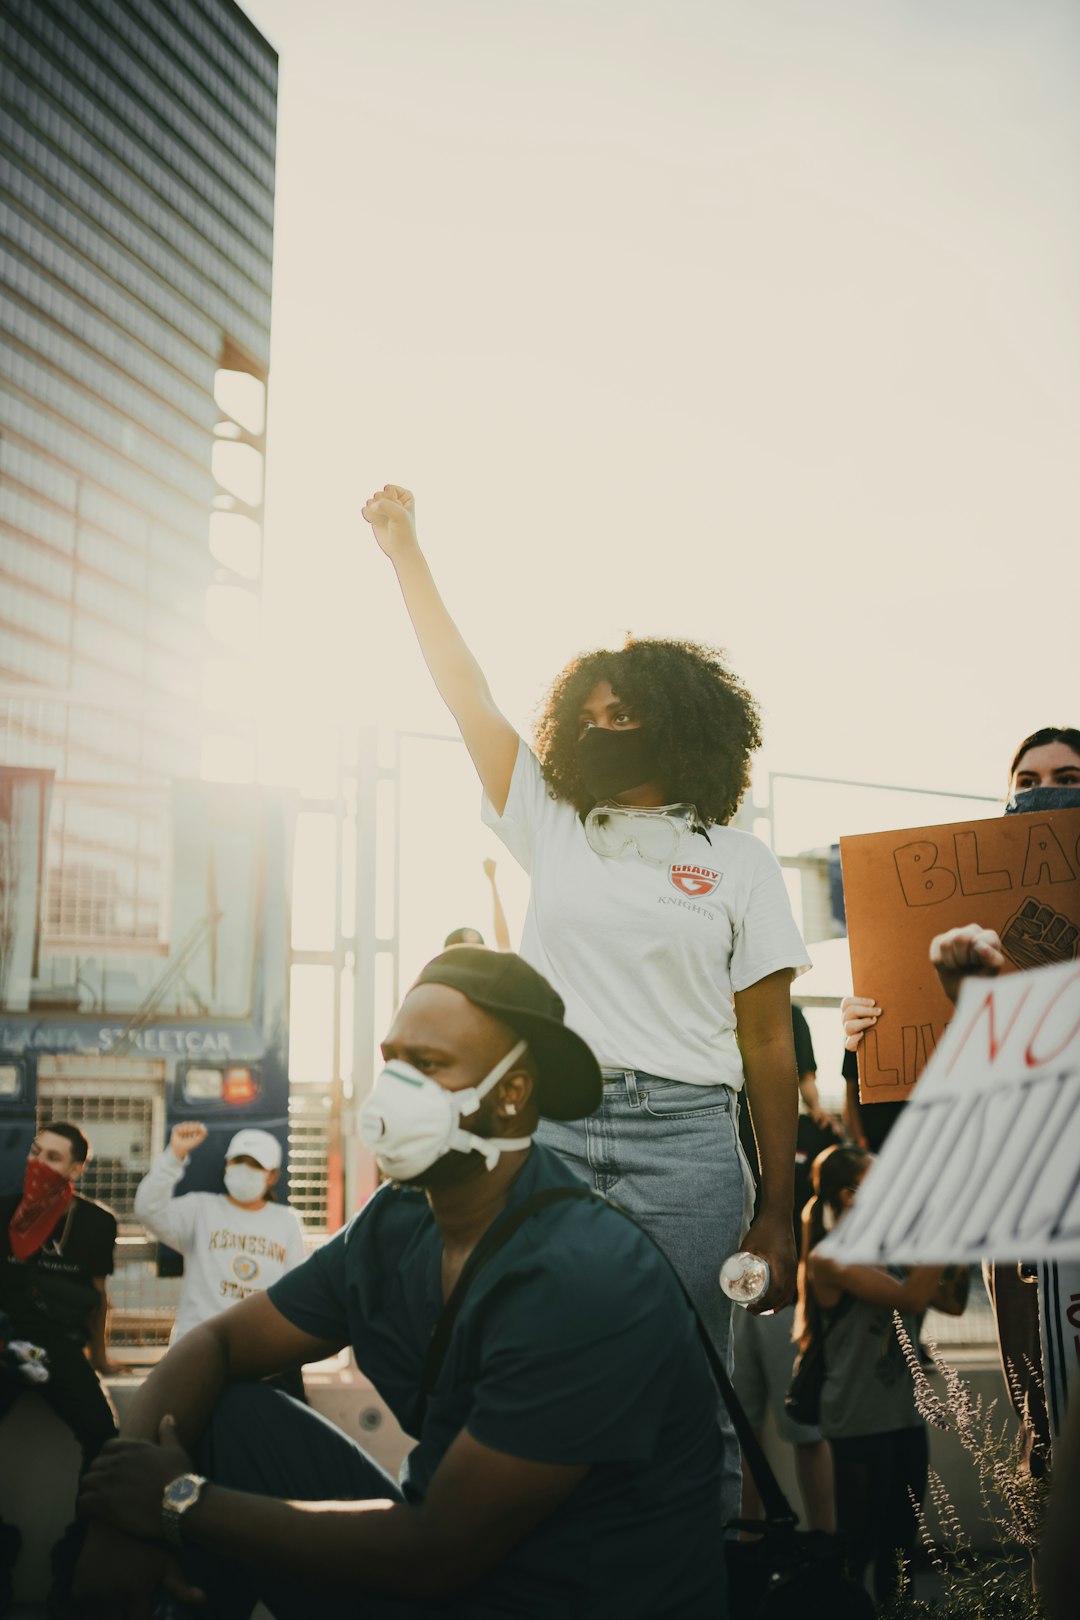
[{"xmin": 269, "ymin": 1142, "xmax": 725, "ymax": 1618}]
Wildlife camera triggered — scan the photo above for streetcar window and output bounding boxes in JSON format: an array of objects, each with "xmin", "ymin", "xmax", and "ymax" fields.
[
  {"xmin": 181, "ymin": 1065, "xmax": 260, "ymax": 1105},
  {"xmin": 183, "ymin": 1066, "xmax": 224, "ymax": 1100}
]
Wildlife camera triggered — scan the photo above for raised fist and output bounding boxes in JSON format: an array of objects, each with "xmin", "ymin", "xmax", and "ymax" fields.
[
  {"xmin": 362, "ymin": 485, "xmax": 417, "ymax": 558},
  {"xmin": 1001, "ymin": 900, "xmax": 1079, "ymax": 973},
  {"xmin": 929, "ymin": 924, "xmax": 1005, "ymax": 1005},
  {"xmin": 169, "ymin": 1122, "xmax": 208, "ymax": 1161}
]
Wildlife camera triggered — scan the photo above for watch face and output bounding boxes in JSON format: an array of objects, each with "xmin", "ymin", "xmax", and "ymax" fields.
[{"xmin": 166, "ymin": 1475, "xmax": 201, "ymax": 1509}]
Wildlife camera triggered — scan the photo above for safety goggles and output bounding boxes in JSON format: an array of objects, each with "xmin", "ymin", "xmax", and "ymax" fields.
[{"xmin": 583, "ymin": 802, "xmax": 706, "ymax": 864}]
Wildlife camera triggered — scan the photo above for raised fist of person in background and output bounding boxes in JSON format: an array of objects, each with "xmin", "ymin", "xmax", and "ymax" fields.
[{"xmin": 169, "ymin": 1122, "xmax": 208, "ymax": 1161}]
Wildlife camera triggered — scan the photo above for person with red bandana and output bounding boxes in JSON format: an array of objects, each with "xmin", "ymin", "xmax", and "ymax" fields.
[{"xmin": 0, "ymin": 1121, "xmax": 120, "ymax": 1608}]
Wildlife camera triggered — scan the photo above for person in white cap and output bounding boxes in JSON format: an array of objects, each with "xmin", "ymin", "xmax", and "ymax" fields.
[{"xmin": 134, "ymin": 1124, "xmax": 307, "ymax": 1345}]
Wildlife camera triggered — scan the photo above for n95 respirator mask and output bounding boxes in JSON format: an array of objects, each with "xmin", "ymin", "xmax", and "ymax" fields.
[{"xmin": 360, "ymin": 1038, "xmax": 530, "ymax": 1181}]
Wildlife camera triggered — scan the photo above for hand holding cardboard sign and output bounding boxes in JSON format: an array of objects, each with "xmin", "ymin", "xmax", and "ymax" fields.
[
  {"xmin": 840, "ymin": 806, "xmax": 1080, "ymax": 1097},
  {"xmin": 841, "ymin": 995, "xmax": 882, "ymax": 1051}
]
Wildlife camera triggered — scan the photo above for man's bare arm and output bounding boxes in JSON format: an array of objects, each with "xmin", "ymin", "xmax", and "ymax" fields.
[
  {"xmin": 87, "ymin": 1277, "xmax": 115, "ymax": 1374},
  {"xmin": 484, "ymin": 858, "xmax": 512, "ymax": 951},
  {"xmin": 81, "ymin": 1420, "xmax": 587, "ymax": 1599},
  {"xmin": 76, "ymin": 1293, "xmax": 342, "ymax": 1607},
  {"xmin": 119, "ymin": 1292, "xmax": 342, "ymax": 1451}
]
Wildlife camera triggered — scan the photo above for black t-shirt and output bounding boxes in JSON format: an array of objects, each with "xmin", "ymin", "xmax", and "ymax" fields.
[
  {"xmin": 791, "ymin": 1003, "xmax": 816, "ymax": 1078},
  {"xmin": 738, "ymin": 1003, "xmax": 838, "ymax": 1246},
  {"xmin": 0, "ymin": 1192, "xmax": 117, "ymax": 1343},
  {"xmin": 269, "ymin": 1144, "xmax": 726, "ymax": 1619},
  {"xmin": 841, "ymin": 1048, "xmax": 906, "ymax": 1152},
  {"xmin": 738, "ymin": 1104, "xmax": 840, "ymax": 1250}
]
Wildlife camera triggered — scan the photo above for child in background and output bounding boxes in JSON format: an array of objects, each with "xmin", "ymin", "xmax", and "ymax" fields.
[{"xmin": 796, "ymin": 1145, "xmax": 953, "ymax": 1605}]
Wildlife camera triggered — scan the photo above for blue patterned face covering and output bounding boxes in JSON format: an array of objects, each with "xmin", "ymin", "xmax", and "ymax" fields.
[{"xmin": 1005, "ymin": 786, "xmax": 1080, "ymax": 815}]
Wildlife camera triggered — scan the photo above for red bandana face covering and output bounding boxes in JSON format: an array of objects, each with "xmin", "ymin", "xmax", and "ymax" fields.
[{"xmin": 9, "ymin": 1159, "xmax": 74, "ymax": 1260}]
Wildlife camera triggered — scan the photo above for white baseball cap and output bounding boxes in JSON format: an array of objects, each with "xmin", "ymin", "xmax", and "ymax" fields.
[{"xmin": 224, "ymin": 1128, "xmax": 282, "ymax": 1170}]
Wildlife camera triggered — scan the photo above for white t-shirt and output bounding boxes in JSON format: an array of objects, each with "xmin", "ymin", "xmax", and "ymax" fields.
[
  {"xmin": 134, "ymin": 1149, "xmax": 308, "ymax": 1343},
  {"xmin": 482, "ymin": 740, "xmax": 811, "ymax": 1088}
]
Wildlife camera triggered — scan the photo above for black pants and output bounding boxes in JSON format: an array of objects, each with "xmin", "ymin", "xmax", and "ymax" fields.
[
  {"xmin": 983, "ymin": 1261, "xmax": 1051, "ymax": 1478},
  {"xmin": 830, "ymin": 1425, "xmax": 928, "ymax": 1606},
  {"xmin": 0, "ymin": 1333, "xmax": 117, "ymax": 1581},
  {"xmin": 0, "ymin": 1336, "xmax": 117, "ymax": 1466},
  {"xmin": 184, "ymin": 1382, "xmax": 454, "ymax": 1619}
]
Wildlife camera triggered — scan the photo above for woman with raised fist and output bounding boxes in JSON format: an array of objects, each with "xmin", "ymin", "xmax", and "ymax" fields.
[{"xmin": 365, "ymin": 484, "xmax": 811, "ymax": 1520}]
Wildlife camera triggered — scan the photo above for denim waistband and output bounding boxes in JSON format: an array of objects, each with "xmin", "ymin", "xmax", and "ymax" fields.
[{"xmin": 600, "ymin": 1066, "xmax": 733, "ymax": 1096}]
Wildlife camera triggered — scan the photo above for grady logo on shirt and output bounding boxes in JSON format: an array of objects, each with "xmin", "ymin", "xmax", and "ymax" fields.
[{"xmin": 669, "ymin": 864, "xmax": 722, "ymax": 898}]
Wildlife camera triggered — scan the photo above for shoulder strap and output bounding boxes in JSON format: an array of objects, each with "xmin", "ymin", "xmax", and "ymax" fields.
[
  {"xmin": 412, "ymin": 1183, "xmax": 799, "ymax": 1530},
  {"xmin": 411, "ymin": 1188, "xmax": 584, "ymax": 1432},
  {"xmin": 820, "ymin": 1289, "xmax": 855, "ymax": 1336}
]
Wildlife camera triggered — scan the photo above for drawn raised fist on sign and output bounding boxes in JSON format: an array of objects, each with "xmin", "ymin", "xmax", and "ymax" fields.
[{"xmin": 1001, "ymin": 899, "xmax": 1080, "ymax": 972}]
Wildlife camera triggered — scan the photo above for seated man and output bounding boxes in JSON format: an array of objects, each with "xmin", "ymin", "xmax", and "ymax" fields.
[
  {"xmin": 0, "ymin": 1122, "xmax": 120, "ymax": 1605},
  {"xmin": 75, "ymin": 948, "xmax": 727, "ymax": 1619}
]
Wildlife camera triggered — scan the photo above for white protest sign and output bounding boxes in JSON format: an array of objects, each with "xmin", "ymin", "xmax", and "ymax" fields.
[{"xmin": 819, "ymin": 959, "xmax": 1080, "ymax": 1264}]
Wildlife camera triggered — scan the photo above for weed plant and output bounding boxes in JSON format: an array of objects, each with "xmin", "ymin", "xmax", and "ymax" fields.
[{"xmin": 880, "ymin": 1315, "xmax": 1048, "ymax": 1619}]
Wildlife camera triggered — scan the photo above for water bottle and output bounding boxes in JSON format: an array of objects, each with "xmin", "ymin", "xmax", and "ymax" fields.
[{"xmin": 719, "ymin": 1250, "xmax": 770, "ymax": 1307}]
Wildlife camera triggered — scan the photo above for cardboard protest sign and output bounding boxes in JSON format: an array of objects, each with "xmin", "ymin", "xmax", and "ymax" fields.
[
  {"xmin": 840, "ymin": 806, "xmax": 1080, "ymax": 1101},
  {"xmin": 818, "ymin": 959, "xmax": 1080, "ymax": 1265}
]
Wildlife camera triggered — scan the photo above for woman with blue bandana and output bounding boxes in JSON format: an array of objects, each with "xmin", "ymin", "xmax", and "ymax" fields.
[{"xmin": 841, "ymin": 723, "xmax": 1080, "ymax": 1485}]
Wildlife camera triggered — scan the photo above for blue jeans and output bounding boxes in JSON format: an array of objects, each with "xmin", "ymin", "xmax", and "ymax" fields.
[{"xmin": 537, "ymin": 1071, "xmax": 754, "ymax": 1527}]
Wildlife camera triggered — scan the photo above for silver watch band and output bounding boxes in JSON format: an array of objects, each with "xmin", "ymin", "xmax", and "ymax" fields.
[{"xmin": 161, "ymin": 1472, "xmax": 207, "ymax": 1551}]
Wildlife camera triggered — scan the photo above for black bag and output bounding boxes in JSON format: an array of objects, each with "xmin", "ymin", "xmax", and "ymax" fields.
[
  {"xmin": 784, "ymin": 1336, "xmax": 825, "ymax": 1428},
  {"xmin": 417, "ymin": 1185, "xmax": 875, "ymax": 1619},
  {"xmin": 725, "ymin": 1530, "xmax": 874, "ymax": 1619},
  {"xmin": 784, "ymin": 1295, "xmax": 851, "ymax": 1428}
]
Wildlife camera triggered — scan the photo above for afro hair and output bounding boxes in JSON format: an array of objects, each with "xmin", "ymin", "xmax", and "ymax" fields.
[{"xmin": 533, "ymin": 636, "xmax": 762, "ymax": 825}]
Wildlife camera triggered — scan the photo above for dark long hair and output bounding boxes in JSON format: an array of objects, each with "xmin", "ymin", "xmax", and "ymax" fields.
[
  {"xmin": 533, "ymin": 636, "xmax": 762, "ymax": 823},
  {"xmin": 793, "ymin": 1145, "xmax": 870, "ymax": 1351},
  {"xmin": 1008, "ymin": 727, "xmax": 1080, "ymax": 785}
]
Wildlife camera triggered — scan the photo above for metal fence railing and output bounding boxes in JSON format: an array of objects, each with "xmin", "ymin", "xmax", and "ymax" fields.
[{"xmin": 288, "ymin": 1085, "xmax": 332, "ymax": 1234}]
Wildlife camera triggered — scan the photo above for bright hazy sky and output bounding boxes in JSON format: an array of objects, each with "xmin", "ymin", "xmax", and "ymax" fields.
[{"xmin": 237, "ymin": 0, "xmax": 1080, "ymax": 1085}]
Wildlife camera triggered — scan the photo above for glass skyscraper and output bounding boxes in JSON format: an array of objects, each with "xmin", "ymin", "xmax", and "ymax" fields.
[
  {"xmin": 0, "ymin": 2, "xmax": 283, "ymax": 1288},
  {"xmin": 0, "ymin": 0, "xmax": 276, "ymax": 788}
]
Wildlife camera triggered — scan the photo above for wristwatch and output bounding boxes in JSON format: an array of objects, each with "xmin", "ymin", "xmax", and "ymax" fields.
[{"xmin": 161, "ymin": 1472, "xmax": 208, "ymax": 1550}]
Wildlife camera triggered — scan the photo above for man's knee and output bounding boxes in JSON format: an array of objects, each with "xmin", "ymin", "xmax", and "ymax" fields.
[
  {"xmin": 200, "ymin": 1381, "xmax": 294, "ymax": 1482},
  {"xmin": 212, "ymin": 1380, "xmax": 283, "ymax": 1429}
]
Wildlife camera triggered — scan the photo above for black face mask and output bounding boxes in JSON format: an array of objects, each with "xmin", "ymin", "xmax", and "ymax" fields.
[
  {"xmin": 1005, "ymin": 786, "xmax": 1080, "ymax": 815},
  {"xmin": 577, "ymin": 728, "xmax": 661, "ymax": 801}
]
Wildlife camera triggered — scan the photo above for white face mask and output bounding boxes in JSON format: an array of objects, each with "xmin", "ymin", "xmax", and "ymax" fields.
[
  {"xmin": 225, "ymin": 1163, "xmax": 270, "ymax": 1204},
  {"xmin": 360, "ymin": 1038, "xmax": 531, "ymax": 1181}
]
